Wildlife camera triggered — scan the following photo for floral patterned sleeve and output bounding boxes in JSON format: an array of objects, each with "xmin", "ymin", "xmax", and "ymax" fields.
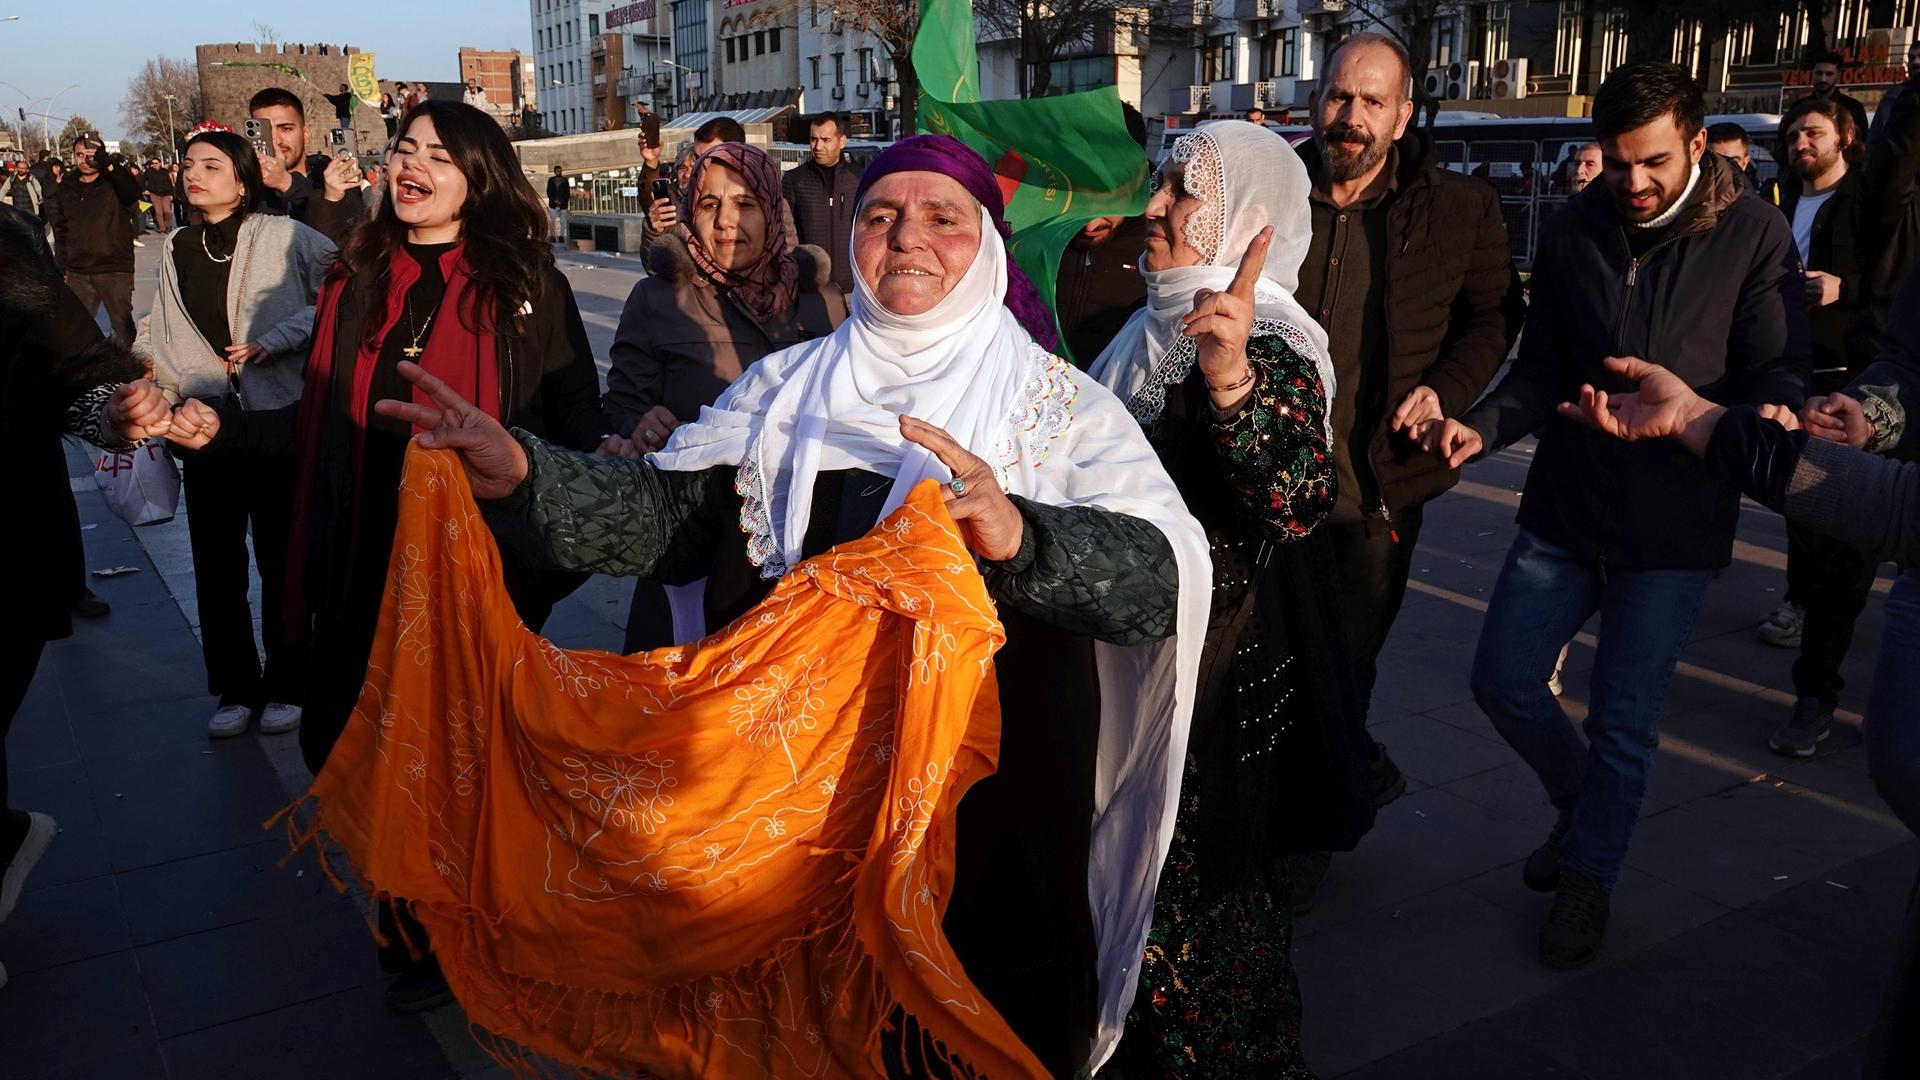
[{"xmin": 1210, "ymin": 333, "xmax": 1335, "ymax": 542}]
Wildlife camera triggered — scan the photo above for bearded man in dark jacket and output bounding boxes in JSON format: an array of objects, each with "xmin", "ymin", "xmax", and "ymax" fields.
[
  {"xmin": 1415, "ymin": 63, "xmax": 1811, "ymax": 970},
  {"xmin": 1283, "ymin": 32, "xmax": 1525, "ymax": 880},
  {"xmin": 41, "ymin": 135, "xmax": 144, "ymax": 345}
]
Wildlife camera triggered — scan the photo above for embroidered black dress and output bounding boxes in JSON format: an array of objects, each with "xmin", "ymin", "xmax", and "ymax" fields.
[{"xmin": 1110, "ymin": 331, "xmax": 1343, "ymax": 1079}]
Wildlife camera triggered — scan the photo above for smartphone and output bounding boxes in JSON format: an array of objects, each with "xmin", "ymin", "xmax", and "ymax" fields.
[
  {"xmin": 651, "ymin": 177, "xmax": 675, "ymax": 204},
  {"xmin": 327, "ymin": 127, "xmax": 358, "ymax": 157},
  {"xmin": 242, "ymin": 119, "xmax": 271, "ymax": 160}
]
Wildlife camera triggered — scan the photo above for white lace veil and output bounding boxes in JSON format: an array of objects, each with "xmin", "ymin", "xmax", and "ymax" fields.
[{"xmin": 1089, "ymin": 122, "xmax": 1334, "ymax": 432}]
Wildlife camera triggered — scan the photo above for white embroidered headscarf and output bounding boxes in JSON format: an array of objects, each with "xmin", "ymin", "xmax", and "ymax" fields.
[
  {"xmin": 1089, "ymin": 121, "xmax": 1334, "ymax": 432},
  {"xmin": 649, "ymin": 180, "xmax": 1213, "ymax": 1076}
]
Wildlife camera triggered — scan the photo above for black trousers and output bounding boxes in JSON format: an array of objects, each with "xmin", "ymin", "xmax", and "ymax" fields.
[
  {"xmin": 1316, "ymin": 502, "xmax": 1427, "ymax": 727},
  {"xmin": 0, "ymin": 634, "xmax": 48, "ymax": 820},
  {"xmin": 65, "ymin": 271, "xmax": 135, "ymax": 346},
  {"xmin": 183, "ymin": 450, "xmax": 301, "ymax": 711},
  {"xmin": 1785, "ymin": 522, "xmax": 1881, "ymax": 707}
]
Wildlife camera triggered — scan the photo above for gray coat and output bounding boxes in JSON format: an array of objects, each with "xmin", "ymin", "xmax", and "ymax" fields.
[
  {"xmin": 604, "ymin": 233, "xmax": 846, "ymax": 438},
  {"xmin": 136, "ymin": 212, "xmax": 336, "ymax": 411}
]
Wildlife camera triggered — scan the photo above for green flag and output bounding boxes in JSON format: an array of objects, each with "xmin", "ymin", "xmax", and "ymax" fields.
[{"xmin": 913, "ymin": 0, "xmax": 1150, "ymax": 361}]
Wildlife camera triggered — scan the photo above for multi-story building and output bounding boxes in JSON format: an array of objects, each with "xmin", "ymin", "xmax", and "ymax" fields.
[
  {"xmin": 532, "ymin": 0, "xmax": 614, "ymax": 135},
  {"xmin": 459, "ymin": 47, "xmax": 532, "ymax": 127},
  {"xmin": 794, "ymin": 2, "xmax": 894, "ymax": 136},
  {"xmin": 602, "ymin": 0, "xmax": 677, "ymax": 125}
]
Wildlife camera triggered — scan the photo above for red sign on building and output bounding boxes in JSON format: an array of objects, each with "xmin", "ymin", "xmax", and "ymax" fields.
[{"xmin": 606, "ymin": 0, "xmax": 656, "ymax": 29}]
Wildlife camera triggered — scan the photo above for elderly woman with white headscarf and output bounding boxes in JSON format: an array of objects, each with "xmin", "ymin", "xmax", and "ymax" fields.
[
  {"xmin": 1091, "ymin": 120, "xmax": 1340, "ymax": 1077},
  {"xmin": 373, "ymin": 135, "xmax": 1209, "ymax": 1078}
]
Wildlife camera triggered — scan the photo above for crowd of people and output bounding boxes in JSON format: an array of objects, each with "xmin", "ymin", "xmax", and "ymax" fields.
[{"xmin": 3, "ymin": 34, "xmax": 1919, "ymax": 1079}]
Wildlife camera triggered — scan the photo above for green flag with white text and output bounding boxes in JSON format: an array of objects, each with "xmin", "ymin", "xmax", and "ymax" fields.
[{"xmin": 913, "ymin": 0, "xmax": 1151, "ymax": 361}]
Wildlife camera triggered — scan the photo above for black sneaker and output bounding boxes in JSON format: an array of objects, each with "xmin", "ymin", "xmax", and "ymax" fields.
[
  {"xmin": 1371, "ymin": 742, "xmax": 1407, "ymax": 808},
  {"xmin": 1768, "ymin": 696, "xmax": 1833, "ymax": 759},
  {"xmin": 73, "ymin": 589, "xmax": 110, "ymax": 618},
  {"xmin": 1288, "ymin": 851, "xmax": 1333, "ymax": 916},
  {"xmin": 1522, "ymin": 824, "xmax": 1568, "ymax": 893},
  {"xmin": 384, "ymin": 957, "xmax": 453, "ymax": 1013},
  {"xmin": 1539, "ymin": 870, "xmax": 1610, "ymax": 969}
]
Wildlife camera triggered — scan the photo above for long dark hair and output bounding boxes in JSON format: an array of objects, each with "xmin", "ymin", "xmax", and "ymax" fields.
[
  {"xmin": 184, "ymin": 130, "xmax": 265, "ymax": 218},
  {"xmin": 1781, "ymin": 96, "xmax": 1865, "ymax": 167},
  {"xmin": 338, "ymin": 99, "xmax": 553, "ymax": 342}
]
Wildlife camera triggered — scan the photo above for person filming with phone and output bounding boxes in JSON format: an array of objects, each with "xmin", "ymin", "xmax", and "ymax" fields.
[{"xmin": 247, "ymin": 87, "xmax": 365, "ymax": 244}]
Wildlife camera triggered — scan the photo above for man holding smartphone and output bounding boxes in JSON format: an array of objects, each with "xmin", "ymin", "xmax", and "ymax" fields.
[
  {"xmin": 41, "ymin": 134, "xmax": 142, "ymax": 344},
  {"xmin": 247, "ymin": 87, "xmax": 364, "ymax": 245}
]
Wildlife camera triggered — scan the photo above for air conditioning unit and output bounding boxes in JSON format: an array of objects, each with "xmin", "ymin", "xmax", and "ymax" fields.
[
  {"xmin": 1489, "ymin": 57, "xmax": 1528, "ymax": 99},
  {"xmin": 1444, "ymin": 60, "xmax": 1480, "ymax": 101},
  {"xmin": 831, "ymin": 85, "xmax": 845, "ymax": 99},
  {"xmin": 1422, "ymin": 66, "xmax": 1448, "ymax": 100},
  {"xmin": 1252, "ymin": 0, "xmax": 1281, "ymax": 17},
  {"xmin": 1186, "ymin": 84, "xmax": 1211, "ymax": 113},
  {"xmin": 856, "ymin": 82, "xmax": 872, "ymax": 97}
]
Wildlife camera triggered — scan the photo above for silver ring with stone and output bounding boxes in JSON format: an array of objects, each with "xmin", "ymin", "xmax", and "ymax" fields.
[{"xmin": 950, "ymin": 478, "xmax": 967, "ymax": 497}]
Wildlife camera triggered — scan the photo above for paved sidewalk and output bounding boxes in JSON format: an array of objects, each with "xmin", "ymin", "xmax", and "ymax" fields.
[{"xmin": 3, "ymin": 244, "xmax": 1910, "ymax": 1079}]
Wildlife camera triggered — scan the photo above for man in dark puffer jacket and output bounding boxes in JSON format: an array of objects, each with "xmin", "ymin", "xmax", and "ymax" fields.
[
  {"xmin": 1286, "ymin": 32, "xmax": 1525, "ymax": 876},
  {"xmin": 1415, "ymin": 63, "xmax": 1810, "ymax": 971}
]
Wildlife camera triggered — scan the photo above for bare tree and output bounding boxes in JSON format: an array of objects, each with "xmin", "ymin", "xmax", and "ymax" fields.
[
  {"xmin": 120, "ymin": 57, "xmax": 202, "ymax": 161},
  {"xmin": 821, "ymin": 0, "xmax": 923, "ymax": 133},
  {"xmin": 253, "ymin": 21, "xmax": 279, "ymax": 45},
  {"xmin": 975, "ymin": 0, "xmax": 1164, "ymax": 99}
]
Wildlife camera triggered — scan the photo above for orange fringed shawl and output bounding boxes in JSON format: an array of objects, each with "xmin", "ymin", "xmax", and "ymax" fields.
[{"xmin": 294, "ymin": 446, "xmax": 1046, "ymax": 1078}]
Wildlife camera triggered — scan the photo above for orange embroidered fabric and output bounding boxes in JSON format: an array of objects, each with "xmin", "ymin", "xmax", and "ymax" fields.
[{"xmin": 299, "ymin": 446, "xmax": 1046, "ymax": 1078}]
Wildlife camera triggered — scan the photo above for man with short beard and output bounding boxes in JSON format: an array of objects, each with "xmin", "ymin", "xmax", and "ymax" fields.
[
  {"xmin": 41, "ymin": 134, "xmax": 143, "ymax": 345},
  {"xmin": 1286, "ymin": 31, "xmax": 1524, "ymax": 900},
  {"xmin": 1751, "ymin": 94, "xmax": 1920, "ymax": 756},
  {"xmin": 1411, "ymin": 62, "xmax": 1810, "ymax": 968}
]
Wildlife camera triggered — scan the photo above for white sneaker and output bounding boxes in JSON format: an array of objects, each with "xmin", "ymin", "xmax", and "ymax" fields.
[
  {"xmin": 1756, "ymin": 602, "xmax": 1805, "ymax": 648},
  {"xmin": 1, "ymin": 811, "xmax": 57, "ymax": 926},
  {"xmin": 207, "ymin": 704, "xmax": 255, "ymax": 738},
  {"xmin": 258, "ymin": 703, "xmax": 302, "ymax": 735}
]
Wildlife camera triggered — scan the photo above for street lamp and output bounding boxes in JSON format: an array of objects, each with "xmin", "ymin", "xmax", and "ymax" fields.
[
  {"xmin": 659, "ymin": 58, "xmax": 689, "ymax": 117},
  {"xmin": 162, "ymin": 93, "xmax": 177, "ymax": 163},
  {"xmin": 42, "ymin": 83, "xmax": 77, "ymax": 149}
]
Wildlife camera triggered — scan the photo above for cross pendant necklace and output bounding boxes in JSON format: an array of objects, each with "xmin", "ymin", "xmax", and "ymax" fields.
[{"xmin": 403, "ymin": 296, "xmax": 440, "ymax": 359}]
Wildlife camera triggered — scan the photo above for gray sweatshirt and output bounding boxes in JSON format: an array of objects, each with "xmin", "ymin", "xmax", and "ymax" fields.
[{"xmin": 135, "ymin": 212, "xmax": 336, "ymax": 411}]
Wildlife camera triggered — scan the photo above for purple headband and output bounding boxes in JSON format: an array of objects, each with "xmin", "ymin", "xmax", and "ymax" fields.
[{"xmin": 853, "ymin": 134, "xmax": 1059, "ymax": 351}]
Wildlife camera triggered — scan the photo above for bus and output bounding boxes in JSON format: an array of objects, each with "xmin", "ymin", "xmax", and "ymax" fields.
[{"xmin": 1159, "ymin": 112, "xmax": 1782, "ymax": 270}]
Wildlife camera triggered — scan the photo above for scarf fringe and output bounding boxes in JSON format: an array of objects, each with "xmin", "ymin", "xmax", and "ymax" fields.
[{"xmin": 274, "ymin": 790, "xmax": 998, "ymax": 1079}]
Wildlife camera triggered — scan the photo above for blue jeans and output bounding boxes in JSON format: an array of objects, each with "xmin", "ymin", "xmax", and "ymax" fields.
[
  {"xmin": 1471, "ymin": 529, "xmax": 1712, "ymax": 890},
  {"xmin": 1867, "ymin": 570, "xmax": 1920, "ymax": 836}
]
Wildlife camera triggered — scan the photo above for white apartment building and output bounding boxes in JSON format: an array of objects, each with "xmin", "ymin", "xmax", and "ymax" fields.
[
  {"xmin": 530, "ymin": 0, "xmax": 612, "ymax": 135},
  {"xmin": 795, "ymin": 2, "xmax": 894, "ymax": 136}
]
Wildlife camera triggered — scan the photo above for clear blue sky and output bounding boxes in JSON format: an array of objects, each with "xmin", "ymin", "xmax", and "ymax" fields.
[{"xmin": 0, "ymin": 5, "xmax": 533, "ymax": 140}]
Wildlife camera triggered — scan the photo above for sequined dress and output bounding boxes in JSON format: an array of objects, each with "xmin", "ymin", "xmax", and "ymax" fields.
[{"xmin": 1110, "ymin": 332, "xmax": 1342, "ymax": 1079}]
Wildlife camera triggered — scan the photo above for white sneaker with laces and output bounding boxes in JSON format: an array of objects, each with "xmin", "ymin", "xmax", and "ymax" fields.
[
  {"xmin": 1, "ymin": 811, "xmax": 57, "ymax": 926},
  {"xmin": 1756, "ymin": 602, "xmax": 1806, "ymax": 648},
  {"xmin": 207, "ymin": 704, "xmax": 254, "ymax": 738},
  {"xmin": 258, "ymin": 703, "xmax": 302, "ymax": 735}
]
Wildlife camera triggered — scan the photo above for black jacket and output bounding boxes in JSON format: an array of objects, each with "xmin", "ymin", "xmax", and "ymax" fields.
[
  {"xmin": 141, "ymin": 167, "xmax": 175, "ymax": 198},
  {"xmin": 44, "ymin": 163, "xmax": 143, "ymax": 274},
  {"xmin": 1777, "ymin": 72, "xmax": 1920, "ymax": 387},
  {"xmin": 1, "ymin": 204, "xmax": 146, "ymax": 641},
  {"xmin": 261, "ymin": 154, "xmax": 363, "ymax": 246},
  {"xmin": 1464, "ymin": 152, "xmax": 1812, "ymax": 570},
  {"xmin": 781, "ymin": 157, "xmax": 863, "ymax": 293},
  {"xmin": 1296, "ymin": 128, "xmax": 1526, "ymax": 518},
  {"xmin": 1054, "ymin": 215, "xmax": 1149, "ymax": 367},
  {"xmin": 546, "ymin": 174, "xmax": 570, "ymax": 210}
]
